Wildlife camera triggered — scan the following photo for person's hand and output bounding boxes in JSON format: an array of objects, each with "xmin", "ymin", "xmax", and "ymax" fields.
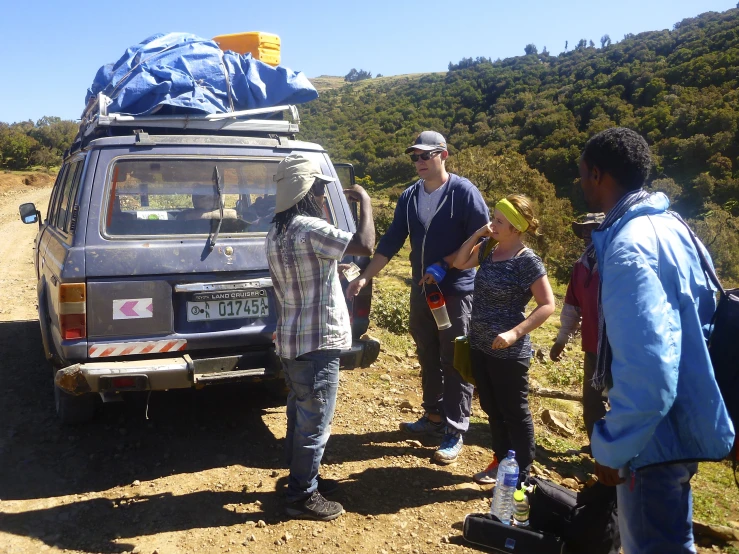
[
  {"xmin": 418, "ymin": 271, "xmax": 437, "ymax": 286},
  {"xmin": 346, "ymin": 277, "xmax": 367, "ymax": 299},
  {"xmin": 477, "ymin": 222, "xmax": 494, "ymax": 238},
  {"xmin": 594, "ymin": 461, "xmax": 625, "ymax": 487},
  {"xmin": 338, "ymin": 263, "xmax": 352, "ymax": 280},
  {"xmin": 492, "ymin": 330, "xmax": 518, "ymax": 350},
  {"xmin": 550, "ymin": 341, "xmax": 566, "ymax": 361},
  {"xmin": 343, "ymin": 185, "xmax": 369, "ymax": 203}
]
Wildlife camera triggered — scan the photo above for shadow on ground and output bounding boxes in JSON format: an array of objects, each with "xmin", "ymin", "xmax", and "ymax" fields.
[
  {"xmin": 0, "ymin": 319, "xmax": 595, "ymax": 552},
  {"xmin": 0, "ymin": 319, "xmax": 487, "ymax": 552}
]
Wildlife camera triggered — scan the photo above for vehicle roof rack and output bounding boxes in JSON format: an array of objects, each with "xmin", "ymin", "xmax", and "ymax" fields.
[{"xmin": 76, "ymin": 93, "xmax": 300, "ymax": 144}]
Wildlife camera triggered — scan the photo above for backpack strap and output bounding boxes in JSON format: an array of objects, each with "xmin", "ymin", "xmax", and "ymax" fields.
[{"xmin": 669, "ymin": 212, "xmax": 726, "ymax": 297}]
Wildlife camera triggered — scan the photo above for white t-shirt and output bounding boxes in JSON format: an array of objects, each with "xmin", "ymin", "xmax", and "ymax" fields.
[{"xmin": 416, "ymin": 179, "xmax": 448, "ymax": 228}]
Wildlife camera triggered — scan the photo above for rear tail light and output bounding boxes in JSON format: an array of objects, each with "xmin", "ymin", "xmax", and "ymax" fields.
[
  {"xmin": 59, "ymin": 283, "xmax": 86, "ymax": 340},
  {"xmin": 111, "ymin": 377, "xmax": 136, "ymax": 389},
  {"xmin": 353, "ymin": 294, "xmax": 371, "ymax": 318}
]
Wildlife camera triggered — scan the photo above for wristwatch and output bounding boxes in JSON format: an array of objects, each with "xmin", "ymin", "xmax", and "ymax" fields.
[{"xmin": 438, "ymin": 259, "xmax": 450, "ymax": 272}]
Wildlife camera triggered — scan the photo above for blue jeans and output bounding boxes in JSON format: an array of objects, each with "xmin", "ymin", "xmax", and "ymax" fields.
[
  {"xmin": 617, "ymin": 462, "xmax": 698, "ymax": 554},
  {"xmin": 282, "ymin": 349, "xmax": 340, "ymax": 503}
]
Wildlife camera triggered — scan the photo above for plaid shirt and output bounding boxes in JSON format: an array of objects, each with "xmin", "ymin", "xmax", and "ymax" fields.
[{"xmin": 266, "ymin": 215, "xmax": 353, "ymax": 359}]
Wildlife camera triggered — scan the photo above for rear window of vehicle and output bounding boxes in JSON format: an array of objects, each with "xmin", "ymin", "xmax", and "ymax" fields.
[{"xmin": 103, "ymin": 156, "xmax": 336, "ymax": 237}]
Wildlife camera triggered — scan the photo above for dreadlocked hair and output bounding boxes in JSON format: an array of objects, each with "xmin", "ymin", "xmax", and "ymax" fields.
[{"xmin": 271, "ymin": 193, "xmax": 324, "ymax": 236}]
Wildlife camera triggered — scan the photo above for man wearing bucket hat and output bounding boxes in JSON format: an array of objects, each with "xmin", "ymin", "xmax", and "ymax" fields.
[
  {"xmin": 347, "ymin": 131, "xmax": 490, "ymax": 465},
  {"xmin": 550, "ymin": 213, "xmax": 607, "ymax": 447},
  {"xmin": 266, "ymin": 154, "xmax": 375, "ymax": 520}
]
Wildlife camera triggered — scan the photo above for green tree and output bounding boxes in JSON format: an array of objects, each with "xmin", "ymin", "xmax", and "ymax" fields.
[
  {"xmin": 344, "ymin": 69, "xmax": 373, "ymax": 82},
  {"xmin": 0, "ymin": 128, "xmax": 38, "ymax": 170},
  {"xmin": 447, "ymin": 148, "xmax": 580, "ymax": 281},
  {"xmin": 301, "ymin": 6, "xmax": 739, "ymax": 281}
]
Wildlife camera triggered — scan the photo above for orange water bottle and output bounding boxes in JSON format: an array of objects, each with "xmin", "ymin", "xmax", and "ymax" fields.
[{"xmin": 426, "ymin": 289, "xmax": 452, "ymax": 330}]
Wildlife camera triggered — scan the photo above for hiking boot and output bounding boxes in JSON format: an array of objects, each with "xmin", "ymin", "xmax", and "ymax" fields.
[
  {"xmin": 317, "ymin": 476, "xmax": 339, "ymax": 497},
  {"xmin": 285, "ymin": 490, "xmax": 344, "ymax": 521},
  {"xmin": 433, "ymin": 431, "xmax": 463, "ymax": 464},
  {"xmin": 473, "ymin": 456, "xmax": 499, "ymax": 485},
  {"xmin": 399, "ymin": 415, "xmax": 444, "ymax": 436}
]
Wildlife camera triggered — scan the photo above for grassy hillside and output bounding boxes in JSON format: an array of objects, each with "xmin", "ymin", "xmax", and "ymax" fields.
[{"xmin": 302, "ymin": 8, "xmax": 739, "ymax": 283}]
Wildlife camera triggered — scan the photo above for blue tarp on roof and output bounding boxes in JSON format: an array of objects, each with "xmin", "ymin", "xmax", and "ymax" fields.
[{"xmin": 84, "ymin": 33, "xmax": 318, "ymax": 116}]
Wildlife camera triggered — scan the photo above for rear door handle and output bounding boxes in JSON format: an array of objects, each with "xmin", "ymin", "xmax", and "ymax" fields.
[{"xmin": 174, "ymin": 278, "xmax": 273, "ymax": 292}]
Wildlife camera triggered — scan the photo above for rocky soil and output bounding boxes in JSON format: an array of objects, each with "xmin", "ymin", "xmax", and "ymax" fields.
[{"xmin": 0, "ymin": 181, "xmax": 735, "ymax": 554}]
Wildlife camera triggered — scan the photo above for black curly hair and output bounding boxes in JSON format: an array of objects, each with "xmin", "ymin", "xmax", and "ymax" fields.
[
  {"xmin": 581, "ymin": 128, "xmax": 652, "ymax": 191},
  {"xmin": 271, "ymin": 188, "xmax": 324, "ymax": 236}
]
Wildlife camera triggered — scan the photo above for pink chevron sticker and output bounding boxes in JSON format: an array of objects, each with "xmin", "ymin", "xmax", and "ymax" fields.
[{"xmin": 113, "ymin": 298, "xmax": 154, "ymax": 320}]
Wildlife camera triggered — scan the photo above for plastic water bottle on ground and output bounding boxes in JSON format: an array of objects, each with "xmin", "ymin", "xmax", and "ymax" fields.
[
  {"xmin": 490, "ymin": 450, "xmax": 519, "ymax": 525},
  {"xmin": 512, "ymin": 487, "xmax": 530, "ymax": 526}
]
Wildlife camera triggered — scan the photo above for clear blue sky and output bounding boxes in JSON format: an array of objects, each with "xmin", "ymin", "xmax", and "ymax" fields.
[{"xmin": 1, "ymin": 0, "xmax": 735, "ymax": 123}]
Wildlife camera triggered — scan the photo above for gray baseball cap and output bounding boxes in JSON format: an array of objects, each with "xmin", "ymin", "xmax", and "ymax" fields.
[{"xmin": 405, "ymin": 131, "xmax": 448, "ymax": 153}]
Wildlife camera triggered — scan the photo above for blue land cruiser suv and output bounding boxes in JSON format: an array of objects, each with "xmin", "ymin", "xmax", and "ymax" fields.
[{"xmin": 19, "ymin": 101, "xmax": 379, "ymax": 424}]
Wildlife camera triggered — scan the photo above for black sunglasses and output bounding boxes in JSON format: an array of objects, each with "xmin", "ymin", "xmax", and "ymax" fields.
[{"xmin": 410, "ymin": 150, "xmax": 442, "ymax": 162}]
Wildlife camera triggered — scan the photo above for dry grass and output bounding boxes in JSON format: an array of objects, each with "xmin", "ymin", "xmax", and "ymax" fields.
[
  {"xmin": 0, "ymin": 170, "xmax": 56, "ymax": 191},
  {"xmin": 309, "ymin": 73, "xmax": 445, "ymax": 93}
]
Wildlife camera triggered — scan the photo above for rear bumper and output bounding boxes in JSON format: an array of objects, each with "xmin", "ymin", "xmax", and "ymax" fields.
[
  {"xmin": 55, "ymin": 349, "xmax": 283, "ymax": 395},
  {"xmin": 55, "ymin": 337, "xmax": 381, "ymax": 395}
]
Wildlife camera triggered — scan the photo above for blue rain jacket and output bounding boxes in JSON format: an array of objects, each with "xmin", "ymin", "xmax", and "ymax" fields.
[
  {"xmin": 85, "ymin": 33, "xmax": 318, "ymax": 116},
  {"xmin": 590, "ymin": 192, "xmax": 735, "ymax": 470}
]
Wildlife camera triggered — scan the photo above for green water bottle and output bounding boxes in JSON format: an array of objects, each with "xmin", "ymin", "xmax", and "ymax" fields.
[{"xmin": 512, "ymin": 488, "xmax": 530, "ymax": 527}]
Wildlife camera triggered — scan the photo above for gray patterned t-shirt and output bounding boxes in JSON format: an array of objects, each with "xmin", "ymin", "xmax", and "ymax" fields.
[{"xmin": 469, "ymin": 240, "xmax": 547, "ymax": 359}]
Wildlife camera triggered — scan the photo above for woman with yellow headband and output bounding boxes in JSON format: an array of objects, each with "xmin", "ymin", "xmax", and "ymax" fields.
[{"xmin": 453, "ymin": 193, "xmax": 555, "ymax": 487}]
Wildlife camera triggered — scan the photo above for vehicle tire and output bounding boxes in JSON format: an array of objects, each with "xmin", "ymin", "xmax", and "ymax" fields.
[
  {"xmin": 37, "ymin": 290, "xmax": 55, "ymax": 362},
  {"xmin": 54, "ymin": 385, "xmax": 96, "ymax": 425},
  {"xmin": 264, "ymin": 377, "xmax": 289, "ymax": 400}
]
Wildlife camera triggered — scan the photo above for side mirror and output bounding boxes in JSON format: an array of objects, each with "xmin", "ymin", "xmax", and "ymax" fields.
[
  {"xmin": 334, "ymin": 163, "xmax": 358, "ymax": 223},
  {"xmin": 19, "ymin": 203, "xmax": 41, "ymax": 226},
  {"xmin": 334, "ymin": 164, "xmax": 356, "ymax": 190}
]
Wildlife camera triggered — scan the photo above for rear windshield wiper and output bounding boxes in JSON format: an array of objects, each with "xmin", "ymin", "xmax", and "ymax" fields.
[{"xmin": 209, "ymin": 165, "xmax": 224, "ymax": 251}]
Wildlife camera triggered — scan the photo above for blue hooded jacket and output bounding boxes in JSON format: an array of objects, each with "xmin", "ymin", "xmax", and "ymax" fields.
[
  {"xmin": 590, "ymin": 192, "xmax": 735, "ymax": 470},
  {"xmin": 375, "ymin": 174, "xmax": 489, "ymax": 296}
]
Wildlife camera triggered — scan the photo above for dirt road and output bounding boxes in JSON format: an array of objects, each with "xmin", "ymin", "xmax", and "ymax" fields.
[
  {"xmin": 0, "ymin": 185, "xmax": 503, "ymax": 554},
  {"xmin": 0, "ymin": 184, "xmax": 732, "ymax": 554}
]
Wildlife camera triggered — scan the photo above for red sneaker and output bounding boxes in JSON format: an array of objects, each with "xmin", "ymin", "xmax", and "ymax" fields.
[{"xmin": 473, "ymin": 455, "xmax": 499, "ymax": 484}]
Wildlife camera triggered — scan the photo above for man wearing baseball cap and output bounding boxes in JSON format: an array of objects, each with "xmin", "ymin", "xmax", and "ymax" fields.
[
  {"xmin": 266, "ymin": 154, "xmax": 375, "ymax": 520},
  {"xmin": 347, "ymin": 130, "xmax": 490, "ymax": 465},
  {"xmin": 550, "ymin": 213, "xmax": 607, "ymax": 448}
]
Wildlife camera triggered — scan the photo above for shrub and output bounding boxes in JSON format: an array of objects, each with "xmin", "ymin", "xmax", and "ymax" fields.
[
  {"xmin": 371, "ymin": 284, "xmax": 410, "ymax": 335},
  {"xmin": 373, "ymin": 203, "xmax": 395, "ymax": 243}
]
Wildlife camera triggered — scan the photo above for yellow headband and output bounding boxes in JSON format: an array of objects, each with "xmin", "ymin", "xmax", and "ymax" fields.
[{"xmin": 495, "ymin": 198, "xmax": 529, "ymax": 232}]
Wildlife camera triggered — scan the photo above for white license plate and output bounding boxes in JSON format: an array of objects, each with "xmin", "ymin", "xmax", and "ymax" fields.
[{"xmin": 187, "ymin": 298, "xmax": 269, "ymax": 321}]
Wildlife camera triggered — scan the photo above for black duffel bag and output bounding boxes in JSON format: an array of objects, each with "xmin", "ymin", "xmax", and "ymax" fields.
[
  {"xmin": 463, "ymin": 512, "xmax": 565, "ymax": 553},
  {"xmin": 528, "ymin": 478, "xmax": 620, "ymax": 554}
]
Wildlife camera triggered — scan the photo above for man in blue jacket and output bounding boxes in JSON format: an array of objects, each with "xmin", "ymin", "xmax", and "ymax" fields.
[
  {"xmin": 347, "ymin": 131, "xmax": 489, "ymax": 464},
  {"xmin": 579, "ymin": 127, "xmax": 735, "ymax": 553}
]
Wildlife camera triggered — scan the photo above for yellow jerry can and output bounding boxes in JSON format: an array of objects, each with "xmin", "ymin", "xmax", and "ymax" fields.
[{"xmin": 213, "ymin": 32, "xmax": 281, "ymax": 66}]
